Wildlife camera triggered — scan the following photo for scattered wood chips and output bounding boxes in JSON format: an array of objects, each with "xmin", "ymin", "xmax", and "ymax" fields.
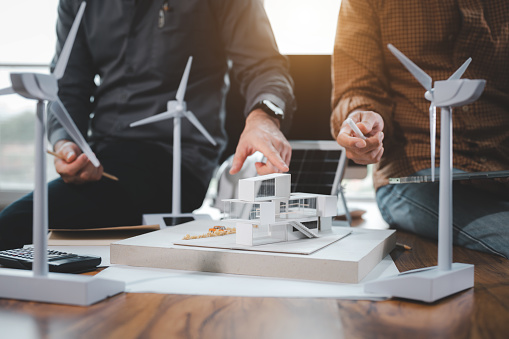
[{"xmin": 183, "ymin": 227, "xmax": 236, "ymax": 240}]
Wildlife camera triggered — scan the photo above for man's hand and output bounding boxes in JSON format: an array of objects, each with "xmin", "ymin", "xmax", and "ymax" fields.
[
  {"xmin": 230, "ymin": 109, "xmax": 291, "ymax": 175},
  {"xmin": 336, "ymin": 111, "xmax": 385, "ymax": 165},
  {"xmin": 53, "ymin": 140, "xmax": 103, "ymax": 184}
]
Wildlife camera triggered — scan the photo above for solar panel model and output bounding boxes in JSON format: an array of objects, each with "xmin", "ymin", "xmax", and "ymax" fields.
[{"xmin": 287, "ymin": 140, "xmax": 346, "ymax": 196}]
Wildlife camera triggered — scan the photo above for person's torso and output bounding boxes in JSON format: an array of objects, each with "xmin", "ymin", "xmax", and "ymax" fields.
[{"xmin": 377, "ymin": 0, "xmax": 509, "ymax": 176}]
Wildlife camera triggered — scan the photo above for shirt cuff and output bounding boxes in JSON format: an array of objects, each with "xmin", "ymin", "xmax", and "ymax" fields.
[
  {"xmin": 48, "ymin": 129, "xmax": 73, "ymax": 148},
  {"xmin": 245, "ymin": 93, "xmax": 286, "ymax": 117}
]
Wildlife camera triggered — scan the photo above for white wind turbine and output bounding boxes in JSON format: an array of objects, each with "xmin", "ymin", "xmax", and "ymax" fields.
[
  {"xmin": 387, "ymin": 44, "xmax": 472, "ymax": 181},
  {"xmin": 0, "ymin": 2, "xmax": 124, "ymax": 305},
  {"xmin": 130, "ymin": 56, "xmax": 217, "ymax": 226},
  {"xmin": 365, "ymin": 44, "xmax": 485, "ymax": 302}
]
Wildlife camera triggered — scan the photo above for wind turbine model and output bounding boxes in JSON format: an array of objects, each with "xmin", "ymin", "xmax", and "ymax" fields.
[
  {"xmin": 365, "ymin": 44, "xmax": 485, "ymax": 302},
  {"xmin": 0, "ymin": 2, "xmax": 124, "ymax": 305},
  {"xmin": 130, "ymin": 56, "xmax": 217, "ymax": 226},
  {"xmin": 389, "ymin": 45, "xmax": 472, "ymax": 181}
]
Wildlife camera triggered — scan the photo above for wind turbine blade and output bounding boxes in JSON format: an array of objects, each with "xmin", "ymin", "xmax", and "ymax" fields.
[
  {"xmin": 448, "ymin": 58, "xmax": 472, "ymax": 80},
  {"xmin": 52, "ymin": 99, "xmax": 100, "ymax": 167},
  {"xmin": 429, "ymin": 104, "xmax": 436, "ymax": 182},
  {"xmin": 176, "ymin": 56, "xmax": 193, "ymax": 103},
  {"xmin": 0, "ymin": 87, "xmax": 14, "ymax": 96},
  {"xmin": 53, "ymin": 2, "xmax": 87, "ymax": 80},
  {"xmin": 388, "ymin": 44, "xmax": 432, "ymax": 91},
  {"xmin": 183, "ymin": 110, "xmax": 217, "ymax": 146},
  {"xmin": 130, "ymin": 110, "xmax": 178, "ymax": 127}
]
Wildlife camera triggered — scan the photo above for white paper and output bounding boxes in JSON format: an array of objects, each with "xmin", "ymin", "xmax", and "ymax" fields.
[{"xmin": 96, "ymin": 255, "xmax": 397, "ymax": 300}]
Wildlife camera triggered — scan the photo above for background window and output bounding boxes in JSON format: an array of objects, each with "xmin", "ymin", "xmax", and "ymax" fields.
[
  {"xmin": 0, "ymin": 0, "xmax": 373, "ymax": 208},
  {"xmin": 264, "ymin": 0, "xmax": 342, "ymax": 55},
  {"xmin": 0, "ymin": 0, "xmax": 59, "ymax": 205}
]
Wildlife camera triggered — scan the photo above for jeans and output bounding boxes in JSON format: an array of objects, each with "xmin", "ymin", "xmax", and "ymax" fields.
[
  {"xmin": 0, "ymin": 140, "xmax": 208, "ymax": 250},
  {"xmin": 376, "ymin": 168, "xmax": 509, "ymax": 259}
]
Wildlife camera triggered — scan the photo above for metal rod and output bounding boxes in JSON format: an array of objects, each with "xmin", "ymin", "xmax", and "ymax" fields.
[
  {"xmin": 438, "ymin": 106, "xmax": 453, "ymax": 271},
  {"xmin": 33, "ymin": 100, "xmax": 48, "ymax": 277},
  {"xmin": 172, "ymin": 115, "xmax": 181, "ymax": 215}
]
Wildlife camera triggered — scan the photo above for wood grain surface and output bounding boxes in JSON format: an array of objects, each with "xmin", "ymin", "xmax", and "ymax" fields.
[{"xmin": 0, "ymin": 231, "xmax": 508, "ymax": 339}]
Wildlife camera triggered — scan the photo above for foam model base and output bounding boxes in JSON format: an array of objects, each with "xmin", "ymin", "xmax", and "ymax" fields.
[
  {"xmin": 0, "ymin": 267, "xmax": 124, "ymax": 306},
  {"xmin": 111, "ymin": 220, "xmax": 396, "ymax": 284},
  {"xmin": 364, "ymin": 263, "xmax": 474, "ymax": 302}
]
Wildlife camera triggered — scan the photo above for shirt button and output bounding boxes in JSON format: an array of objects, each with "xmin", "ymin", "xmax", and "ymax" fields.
[
  {"xmin": 462, "ymin": 106, "xmax": 469, "ymax": 112},
  {"xmin": 120, "ymin": 93, "xmax": 128, "ymax": 102},
  {"xmin": 448, "ymin": 34, "xmax": 454, "ymax": 41}
]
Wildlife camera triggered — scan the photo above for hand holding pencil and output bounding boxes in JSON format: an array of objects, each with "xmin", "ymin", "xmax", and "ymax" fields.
[
  {"xmin": 49, "ymin": 140, "xmax": 118, "ymax": 183},
  {"xmin": 47, "ymin": 150, "xmax": 118, "ymax": 181}
]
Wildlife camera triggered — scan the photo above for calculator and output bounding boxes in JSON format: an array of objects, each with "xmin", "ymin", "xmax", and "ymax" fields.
[{"xmin": 0, "ymin": 248, "xmax": 102, "ymax": 273}]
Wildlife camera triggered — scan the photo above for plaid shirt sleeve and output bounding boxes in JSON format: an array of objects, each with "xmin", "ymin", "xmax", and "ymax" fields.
[
  {"xmin": 332, "ymin": 0, "xmax": 509, "ymax": 190},
  {"xmin": 331, "ymin": 0, "xmax": 395, "ymax": 143}
]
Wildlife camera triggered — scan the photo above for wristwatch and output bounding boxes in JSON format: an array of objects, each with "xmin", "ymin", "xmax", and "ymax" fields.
[{"xmin": 252, "ymin": 99, "xmax": 284, "ymax": 121}]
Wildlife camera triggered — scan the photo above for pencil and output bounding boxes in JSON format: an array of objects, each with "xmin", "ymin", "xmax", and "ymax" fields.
[
  {"xmin": 46, "ymin": 150, "xmax": 119, "ymax": 181},
  {"xmin": 396, "ymin": 242, "xmax": 412, "ymax": 250}
]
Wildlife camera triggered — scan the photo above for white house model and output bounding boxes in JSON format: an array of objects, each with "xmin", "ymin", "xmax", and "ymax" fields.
[{"xmin": 223, "ymin": 173, "xmax": 337, "ymax": 246}]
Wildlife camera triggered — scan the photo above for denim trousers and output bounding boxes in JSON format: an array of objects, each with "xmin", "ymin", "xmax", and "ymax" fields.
[
  {"xmin": 376, "ymin": 168, "xmax": 509, "ymax": 259},
  {"xmin": 0, "ymin": 140, "xmax": 207, "ymax": 250}
]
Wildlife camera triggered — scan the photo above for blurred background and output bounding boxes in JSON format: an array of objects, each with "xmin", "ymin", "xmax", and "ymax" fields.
[{"xmin": 0, "ymin": 0, "xmax": 374, "ymax": 209}]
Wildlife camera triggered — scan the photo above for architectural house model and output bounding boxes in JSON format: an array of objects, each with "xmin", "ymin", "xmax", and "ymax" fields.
[
  {"xmin": 112, "ymin": 174, "xmax": 395, "ymax": 284},
  {"xmin": 223, "ymin": 173, "xmax": 337, "ymax": 246}
]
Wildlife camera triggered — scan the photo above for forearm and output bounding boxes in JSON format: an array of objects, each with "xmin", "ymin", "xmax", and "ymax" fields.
[
  {"xmin": 247, "ymin": 108, "xmax": 281, "ymax": 130},
  {"xmin": 216, "ymin": 0, "xmax": 295, "ymax": 128},
  {"xmin": 331, "ymin": 0, "xmax": 393, "ymax": 141}
]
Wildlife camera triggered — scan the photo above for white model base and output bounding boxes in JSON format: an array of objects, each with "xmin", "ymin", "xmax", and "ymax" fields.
[
  {"xmin": 364, "ymin": 263, "xmax": 474, "ymax": 302},
  {"xmin": 142, "ymin": 213, "xmax": 212, "ymax": 228},
  {"xmin": 0, "ymin": 268, "xmax": 125, "ymax": 306}
]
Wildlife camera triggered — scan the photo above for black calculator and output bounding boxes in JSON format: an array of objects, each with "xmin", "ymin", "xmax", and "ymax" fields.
[{"xmin": 0, "ymin": 248, "xmax": 102, "ymax": 273}]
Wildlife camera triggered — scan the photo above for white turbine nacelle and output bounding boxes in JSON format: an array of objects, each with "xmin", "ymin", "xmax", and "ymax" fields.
[
  {"xmin": 10, "ymin": 73, "xmax": 59, "ymax": 102},
  {"xmin": 171, "ymin": 100, "xmax": 186, "ymax": 113},
  {"xmin": 433, "ymin": 79, "xmax": 486, "ymax": 107},
  {"xmin": 424, "ymin": 89, "xmax": 433, "ymax": 101}
]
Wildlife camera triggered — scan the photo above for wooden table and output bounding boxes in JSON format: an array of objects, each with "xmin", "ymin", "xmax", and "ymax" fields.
[{"xmin": 0, "ymin": 230, "xmax": 507, "ymax": 339}]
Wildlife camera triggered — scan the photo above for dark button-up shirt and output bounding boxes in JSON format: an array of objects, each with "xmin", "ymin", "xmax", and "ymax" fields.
[{"xmin": 48, "ymin": 0, "xmax": 295, "ymax": 187}]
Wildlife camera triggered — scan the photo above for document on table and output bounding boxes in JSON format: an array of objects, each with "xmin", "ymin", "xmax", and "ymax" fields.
[{"xmin": 96, "ymin": 255, "xmax": 398, "ymax": 300}]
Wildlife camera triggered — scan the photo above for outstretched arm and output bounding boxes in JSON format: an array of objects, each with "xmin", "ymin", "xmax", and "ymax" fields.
[
  {"xmin": 331, "ymin": 0, "xmax": 393, "ymax": 164},
  {"xmin": 215, "ymin": 0, "xmax": 296, "ymax": 175}
]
